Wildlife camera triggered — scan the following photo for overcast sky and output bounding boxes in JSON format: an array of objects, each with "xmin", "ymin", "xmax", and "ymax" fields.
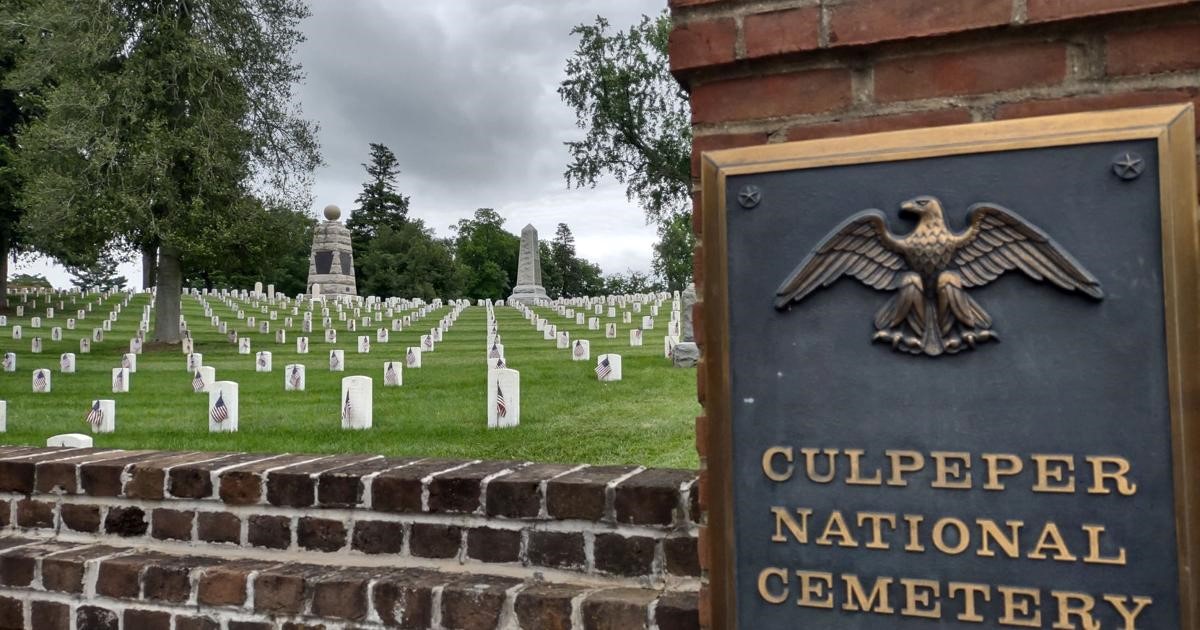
[{"xmin": 19, "ymin": 0, "xmax": 666, "ymax": 289}]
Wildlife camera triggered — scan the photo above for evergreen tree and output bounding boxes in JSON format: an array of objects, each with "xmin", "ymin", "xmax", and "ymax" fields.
[
  {"xmin": 67, "ymin": 254, "xmax": 128, "ymax": 292},
  {"xmin": 652, "ymin": 212, "xmax": 696, "ymax": 292},
  {"xmin": 346, "ymin": 143, "xmax": 410, "ymax": 241},
  {"xmin": 7, "ymin": 0, "xmax": 320, "ymax": 343},
  {"xmin": 452, "ymin": 209, "xmax": 520, "ymax": 300}
]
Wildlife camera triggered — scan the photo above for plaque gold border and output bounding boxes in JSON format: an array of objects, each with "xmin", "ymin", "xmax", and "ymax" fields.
[{"xmin": 699, "ymin": 104, "xmax": 1199, "ymax": 629}]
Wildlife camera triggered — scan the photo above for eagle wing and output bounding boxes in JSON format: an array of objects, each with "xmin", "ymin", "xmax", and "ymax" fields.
[
  {"xmin": 953, "ymin": 204, "xmax": 1103, "ymax": 298},
  {"xmin": 774, "ymin": 210, "xmax": 906, "ymax": 309}
]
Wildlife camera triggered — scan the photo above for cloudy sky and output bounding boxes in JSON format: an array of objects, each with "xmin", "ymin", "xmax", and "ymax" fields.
[{"xmin": 20, "ymin": 0, "xmax": 666, "ymax": 288}]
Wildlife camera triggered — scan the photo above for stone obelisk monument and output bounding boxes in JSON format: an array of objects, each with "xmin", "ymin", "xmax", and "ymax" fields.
[
  {"xmin": 307, "ymin": 204, "xmax": 357, "ymax": 297},
  {"xmin": 507, "ymin": 224, "xmax": 549, "ymax": 305}
]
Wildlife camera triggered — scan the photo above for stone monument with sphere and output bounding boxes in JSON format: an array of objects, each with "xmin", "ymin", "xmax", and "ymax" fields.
[
  {"xmin": 306, "ymin": 204, "xmax": 357, "ymax": 297},
  {"xmin": 507, "ymin": 224, "xmax": 549, "ymax": 305}
]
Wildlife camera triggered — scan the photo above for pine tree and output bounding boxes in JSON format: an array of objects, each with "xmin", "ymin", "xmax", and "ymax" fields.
[{"xmin": 347, "ymin": 143, "xmax": 410, "ymax": 242}]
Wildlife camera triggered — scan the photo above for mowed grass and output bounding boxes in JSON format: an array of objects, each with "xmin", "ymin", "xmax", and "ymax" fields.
[{"xmin": 0, "ymin": 292, "xmax": 700, "ymax": 468}]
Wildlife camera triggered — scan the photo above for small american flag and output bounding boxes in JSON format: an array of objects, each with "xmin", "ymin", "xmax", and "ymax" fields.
[
  {"xmin": 494, "ymin": 357, "xmax": 506, "ymax": 369},
  {"xmin": 257, "ymin": 353, "xmax": 267, "ymax": 369},
  {"xmin": 299, "ymin": 338, "xmax": 308, "ymax": 351},
  {"xmin": 289, "ymin": 365, "xmax": 303, "ymax": 389},
  {"xmin": 192, "ymin": 370, "xmax": 205, "ymax": 392},
  {"xmin": 60, "ymin": 354, "xmax": 70, "ymax": 370},
  {"xmin": 573, "ymin": 341, "xmax": 585, "ymax": 358},
  {"xmin": 1, "ymin": 354, "xmax": 11, "ymax": 370},
  {"xmin": 423, "ymin": 337, "xmax": 432, "ymax": 350},
  {"xmin": 121, "ymin": 354, "xmax": 131, "ymax": 369},
  {"xmin": 329, "ymin": 351, "xmax": 340, "ymax": 369},
  {"xmin": 407, "ymin": 348, "xmax": 416, "ymax": 367},
  {"xmin": 210, "ymin": 392, "xmax": 229, "ymax": 423},
  {"xmin": 495, "ymin": 383, "xmax": 507, "ymax": 419},
  {"xmin": 488, "ymin": 343, "xmax": 500, "ymax": 359},
  {"xmin": 634, "ymin": 329, "xmax": 642, "ymax": 340},
  {"xmin": 114, "ymin": 369, "xmax": 125, "ymax": 391},
  {"xmin": 595, "ymin": 357, "xmax": 612, "ymax": 380},
  {"xmin": 385, "ymin": 363, "xmax": 399, "ymax": 385},
  {"xmin": 85, "ymin": 400, "xmax": 104, "ymax": 430},
  {"xmin": 33, "ymin": 370, "xmax": 48, "ymax": 392},
  {"xmin": 342, "ymin": 390, "xmax": 353, "ymax": 423}
]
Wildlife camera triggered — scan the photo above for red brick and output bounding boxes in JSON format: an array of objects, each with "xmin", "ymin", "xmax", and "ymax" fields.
[
  {"xmin": 655, "ymin": 591, "xmax": 700, "ymax": 630},
  {"xmin": 690, "ymin": 132, "xmax": 768, "ymax": 178},
  {"xmin": 829, "ymin": 0, "xmax": 1011, "ymax": 47},
  {"xmin": 151, "ymin": 508, "xmax": 194, "ymax": 541},
  {"xmin": 197, "ymin": 511, "xmax": 241, "ymax": 544},
  {"xmin": 351, "ymin": 520, "xmax": 404, "ymax": 555},
  {"xmin": 372, "ymin": 569, "xmax": 436, "ymax": 627},
  {"xmin": 994, "ymin": 88, "xmax": 1200, "ymax": 136},
  {"xmin": 427, "ymin": 460, "xmax": 520, "ymax": 514},
  {"xmin": 743, "ymin": 7, "xmax": 820, "ymax": 60},
  {"xmin": 248, "ymin": 514, "xmax": 291, "ymax": 550},
  {"xmin": 440, "ymin": 575, "xmax": 522, "ymax": 630},
  {"xmin": 581, "ymin": 588, "xmax": 657, "ymax": 630},
  {"xmin": 1028, "ymin": 0, "xmax": 1191, "ymax": 22},
  {"xmin": 668, "ymin": 0, "xmax": 723, "ymax": 7},
  {"xmin": 317, "ymin": 457, "xmax": 407, "ymax": 507},
  {"xmin": 669, "ymin": 17, "xmax": 736, "ymax": 72},
  {"xmin": 874, "ymin": 43, "xmax": 1069, "ymax": 102},
  {"xmin": 371, "ymin": 459, "xmax": 470, "ymax": 513},
  {"xmin": 75, "ymin": 606, "xmax": 118, "ymax": 630},
  {"xmin": 218, "ymin": 454, "xmax": 316, "ymax": 505},
  {"xmin": 0, "ymin": 596, "xmax": 20, "ymax": 630},
  {"xmin": 310, "ymin": 569, "xmax": 371, "ymax": 621},
  {"xmin": 408, "ymin": 523, "xmax": 461, "ymax": 559},
  {"xmin": 266, "ymin": 455, "xmax": 365, "ymax": 508},
  {"xmin": 784, "ymin": 109, "xmax": 974, "ymax": 142},
  {"xmin": 104, "ymin": 506, "xmax": 147, "ymax": 537},
  {"xmin": 125, "ymin": 452, "xmax": 217, "ymax": 500},
  {"xmin": 174, "ymin": 616, "xmax": 219, "ymax": 630},
  {"xmin": 546, "ymin": 465, "xmax": 637, "ymax": 521},
  {"xmin": 664, "ymin": 536, "xmax": 701, "ymax": 576},
  {"xmin": 254, "ymin": 565, "xmax": 325, "ymax": 615},
  {"xmin": 527, "ymin": 531, "xmax": 585, "ymax": 570},
  {"xmin": 198, "ymin": 561, "xmax": 275, "ymax": 607},
  {"xmin": 30, "ymin": 601, "xmax": 68, "ymax": 630},
  {"xmin": 60, "ymin": 504, "xmax": 100, "ymax": 533},
  {"xmin": 594, "ymin": 534, "xmax": 656, "ymax": 577},
  {"xmin": 691, "ymin": 69, "xmax": 854, "ymax": 124},
  {"xmin": 144, "ymin": 557, "xmax": 214, "ymax": 603},
  {"xmin": 614, "ymin": 468, "xmax": 695, "ymax": 526},
  {"xmin": 484, "ymin": 463, "xmax": 575, "ymax": 518},
  {"xmin": 515, "ymin": 583, "xmax": 580, "ymax": 630},
  {"xmin": 123, "ymin": 609, "xmax": 170, "ymax": 630},
  {"xmin": 168, "ymin": 453, "xmax": 263, "ymax": 499},
  {"xmin": 16, "ymin": 499, "xmax": 54, "ymax": 528},
  {"xmin": 466, "ymin": 527, "xmax": 521, "ymax": 563},
  {"xmin": 297, "ymin": 516, "xmax": 347, "ymax": 552},
  {"xmin": 1106, "ymin": 23, "xmax": 1200, "ymax": 76}
]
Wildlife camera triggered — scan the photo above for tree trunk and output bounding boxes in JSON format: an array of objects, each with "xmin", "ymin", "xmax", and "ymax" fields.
[
  {"xmin": 142, "ymin": 242, "xmax": 158, "ymax": 289},
  {"xmin": 0, "ymin": 238, "xmax": 8, "ymax": 311},
  {"xmin": 152, "ymin": 245, "xmax": 182, "ymax": 344}
]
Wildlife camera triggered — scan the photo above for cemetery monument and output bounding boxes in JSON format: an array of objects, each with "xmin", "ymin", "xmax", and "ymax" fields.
[
  {"xmin": 306, "ymin": 203, "xmax": 356, "ymax": 297},
  {"xmin": 507, "ymin": 223, "xmax": 549, "ymax": 305}
]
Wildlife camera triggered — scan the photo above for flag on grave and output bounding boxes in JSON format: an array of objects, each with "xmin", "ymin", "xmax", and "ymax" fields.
[
  {"xmin": 114, "ymin": 369, "xmax": 125, "ymax": 391},
  {"xmin": 595, "ymin": 357, "xmax": 612, "ymax": 380},
  {"xmin": 121, "ymin": 354, "xmax": 131, "ymax": 369},
  {"xmin": 496, "ymin": 383, "xmax": 508, "ymax": 419},
  {"xmin": 329, "ymin": 351, "xmax": 340, "ymax": 370},
  {"xmin": 342, "ymin": 390, "xmax": 353, "ymax": 424},
  {"xmin": 385, "ymin": 363, "xmax": 399, "ymax": 386},
  {"xmin": 494, "ymin": 357, "xmax": 506, "ymax": 369},
  {"xmin": 85, "ymin": 400, "xmax": 104, "ymax": 430},
  {"xmin": 573, "ymin": 341, "xmax": 585, "ymax": 358},
  {"xmin": 59, "ymin": 354, "xmax": 70, "ymax": 370},
  {"xmin": 257, "ymin": 353, "xmax": 267, "ymax": 369},
  {"xmin": 1, "ymin": 354, "xmax": 11, "ymax": 371},
  {"xmin": 489, "ymin": 343, "xmax": 500, "ymax": 359},
  {"xmin": 33, "ymin": 370, "xmax": 48, "ymax": 392},
  {"xmin": 192, "ymin": 370, "xmax": 205, "ymax": 392},
  {"xmin": 289, "ymin": 366, "xmax": 303, "ymax": 390},
  {"xmin": 406, "ymin": 348, "xmax": 416, "ymax": 367},
  {"xmin": 210, "ymin": 392, "xmax": 229, "ymax": 424}
]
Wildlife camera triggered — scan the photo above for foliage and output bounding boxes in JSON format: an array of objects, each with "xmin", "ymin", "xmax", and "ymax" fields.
[
  {"xmin": 182, "ymin": 202, "xmax": 315, "ymax": 296},
  {"xmin": 542, "ymin": 223, "xmax": 604, "ymax": 298},
  {"xmin": 7, "ymin": 273, "xmax": 51, "ymax": 289},
  {"xmin": 6, "ymin": 0, "xmax": 321, "ymax": 342},
  {"xmin": 604, "ymin": 269, "xmax": 663, "ymax": 295},
  {"xmin": 452, "ymin": 209, "xmax": 520, "ymax": 300},
  {"xmin": 0, "ymin": 0, "xmax": 38, "ymax": 307},
  {"xmin": 652, "ymin": 212, "xmax": 696, "ymax": 292},
  {"xmin": 559, "ymin": 13, "xmax": 691, "ymax": 226},
  {"xmin": 346, "ymin": 143, "xmax": 410, "ymax": 243},
  {"xmin": 67, "ymin": 254, "xmax": 128, "ymax": 293},
  {"xmin": 358, "ymin": 220, "xmax": 463, "ymax": 301}
]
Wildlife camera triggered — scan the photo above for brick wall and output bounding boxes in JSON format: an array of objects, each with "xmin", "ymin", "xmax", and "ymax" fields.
[
  {"xmin": 668, "ymin": 1, "xmax": 1200, "ymax": 627},
  {"xmin": 0, "ymin": 446, "xmax": 699, "ymax": 629}
]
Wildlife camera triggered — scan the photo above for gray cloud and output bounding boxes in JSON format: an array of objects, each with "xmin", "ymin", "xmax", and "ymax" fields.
[{"xmin": 295, "ymin": 0, "xmax": 665, "ymax": 274}]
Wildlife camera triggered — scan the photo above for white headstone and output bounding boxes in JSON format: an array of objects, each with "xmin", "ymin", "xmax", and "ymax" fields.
[
  {"xmin": 595, "ymin": 354, "xmax": 623, "ymax": 382},
  {"xmin": 86, "ymin": 399, "xmax": 116, "ymax": 434},
  {"xmin": 30, "ymin": 316, "xmax": 41, "ymax": 328},
  {"xmin": 194, "ymin": 366, "xmax": 216, "ymax": 393},
  {"xmin": 341, "ymin": 376, "xmax": 372, "ymax": 430},
  {"xmin": 130, "ymin": 337, "xmax": 142, "ymax": 354},
  {"xmin": 420, "ymin": 335, "xmax": 434, "ymax": 352},
  {"xmin": 0, "ymin": 400, "xmax": 5, "ymax": 432},
  {"xmin": 31, "ymin": 337, "xmax": 42, "ymax": 353},
  {"xmin": 32, "ymin": 369, "xmax": 51, "ymax": 393},
  {"xmin": 588, "ymin": 317, "xmax": 599, "ymax": 330},
  {"xmin": 256, "ymin": 351, "xmax": 272, "ymax": 372},
  {"xmin": 208, "ymin": 381, "xmax": 238, "ymax": 432},
  {"xmin": 406, "ymin": 347, "xmax": 422, "ymax": 368},
  {"xmin": 59, "ymin": 353, "xmax": 75, "ymax": 373},
  {"xmin": 275, "ymin": 329, "xmax": 286, "ymax": 344},
  {"xmin": 357, "ymin": 336, "xmax": 370, "ymax": 353},
  {"xmin": 630, "ymin": 329, "xmax": 644, "ymax": 347},
  {"xmin": 80, "ymin": 338, "xmax": 90, "ymax": 354},
  {"xmin": 238, "ymin": 337, "xmax": 251, "ymax": 355},
  {"xmin": 329, "ymin": 349, "xmax": 345, "ymax": 371},
  {"xmin": 47, "ymin": 433, "xmax": 92, "ymax": 448},
  {"xmin": 122, "ymin": 353, "xmax": 137, "ymax": 373},
  {"xmin": 187, "ymin": 353, "xmax": 203, "ymax": 372},
  {"xmin": 557, "ymin": 331, "xmax": 570, "ymax": 349},
  {"xmin": 377, "ymin": 328, "xmax": 389, "ymax": 343},
  {"xmin": 296, "ymin": 337, "xmax": 309, "ymax": 354},
  {"xmin": 488, "ymin": 368, "xmax": 520, "ymax": 429},
  {"xmin": 51, "ymin": 327, "xmax": 62, "ymax": 341},
  {"xmin": 383, "ymin": 362, "xmax": 403, "ymax": 387},
  {"xmin": 285, "ymin": 364, "xmax": 305, "ymax": 391},
  {"xmin": 325, "ymin": 329, "xmax": 337, "ymax": 343},
  {"xmin": 572, "ymin": 340, "xmax": 591, "ymax": 362},
  {"xmin": 12, "ymin": 325, "xmax": 21, "ymax": 340},
  {"xmin": 112, "ymin": 368, "xmax": 130, "ymax": 393},
  {"xmin": 606, "ymin": 323, "xmax": 617, "ymax": 339}
]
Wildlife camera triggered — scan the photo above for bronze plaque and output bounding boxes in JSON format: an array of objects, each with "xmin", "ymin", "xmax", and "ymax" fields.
[{"xmin": 700, "ymin": 105, "xmax": 1199, "ymax": 629}]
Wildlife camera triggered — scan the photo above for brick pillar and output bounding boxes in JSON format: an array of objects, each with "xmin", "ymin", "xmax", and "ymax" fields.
[{"xmin": 668, "ymin": 1, "xmax": 1200, "ymax": 626}]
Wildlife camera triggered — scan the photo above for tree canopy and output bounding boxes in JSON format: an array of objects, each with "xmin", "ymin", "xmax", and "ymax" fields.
[{"xmin": 6, "ymin": 0, "xmax": 320, "ymax": 341}]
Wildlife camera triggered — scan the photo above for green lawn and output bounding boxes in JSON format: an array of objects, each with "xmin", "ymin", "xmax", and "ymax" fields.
[{"xmin": 0, "ymin": 291, "xmax": 700, "ymax": 468}]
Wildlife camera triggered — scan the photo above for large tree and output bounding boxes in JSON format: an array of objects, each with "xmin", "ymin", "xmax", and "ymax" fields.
[
  {"xmin": 0, "ymin": 0, "xmax": 37, "ymax": 310},
  {"xmin": 68, "ymin": 253, "xmax": 129, "ymax": 293},
  {"xmin": 560, "ymin": 12, "xmax": 691, "ymax": 225},
  {"xmin": 358, "ymin": 220, "xmax": 462, "ymax": 301},
  {"xmin": 452, "ymin": 208, "xmax": 520, "ymax": 300},
  {"xmin": 7, "ymin": 0, "xmax": 320, "ymax": 344},
  {"xmin": 652, "ymin": 212, "xmax": 696, "ymax": 293},
  {"xmin": 345, "ymin": 142, "xmax": 413, "ymax": 290}
]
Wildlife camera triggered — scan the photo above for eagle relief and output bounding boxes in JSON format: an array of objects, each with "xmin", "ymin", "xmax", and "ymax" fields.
[{"xmin": 774, "ymin": 196, "xmax": 1104, "ymax": 356}]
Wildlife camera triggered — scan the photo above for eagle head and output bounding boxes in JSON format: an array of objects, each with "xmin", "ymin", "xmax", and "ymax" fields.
[{"xmin": 899, "ymin": 196, "xmax": 943, "ymax": 219}]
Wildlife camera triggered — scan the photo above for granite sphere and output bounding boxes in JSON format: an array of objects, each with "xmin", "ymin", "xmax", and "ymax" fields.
[{"xmin": 323, "ymin": 204, "xmax": 341, "ymax": 221}]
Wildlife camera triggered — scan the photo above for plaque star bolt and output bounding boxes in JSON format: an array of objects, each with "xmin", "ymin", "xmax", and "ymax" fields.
[
  {"xmin": 1111, "ymin": 152, "xmax": 1145, "ymax": 181},
  {"xmin": 737, "ymin": 185, "xmax": 762, "ymax": 209}
]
